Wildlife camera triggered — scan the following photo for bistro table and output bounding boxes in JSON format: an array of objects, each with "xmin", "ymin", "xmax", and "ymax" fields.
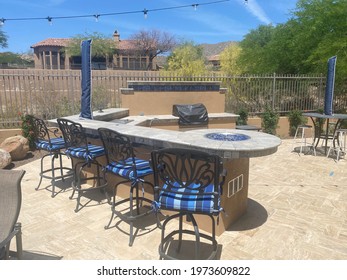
[{"xmin": 303, "ymin": 112, "xmax": 347, "ymax": 155}]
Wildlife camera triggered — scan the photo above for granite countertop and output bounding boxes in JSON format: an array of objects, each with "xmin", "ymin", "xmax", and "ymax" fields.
[{"xmin": 49, "ymin": 109, "xmax": 281, "ymax": 159}]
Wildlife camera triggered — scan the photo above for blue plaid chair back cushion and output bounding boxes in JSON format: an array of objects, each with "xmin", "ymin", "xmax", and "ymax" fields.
[
  {"xmin": 158, "ymin": 182, "xmax": 220, "ymax": 214},
  {"xmin": 36, "ymin": 137, "xmax": 65, "ymax": 152},
  {"xmin": 151, "ymin": 148, "xmax": 224, "ymax": 215},
  {"xmin": 66, "ymin": 144, "xmax": 105, "ymax": 161},
  {"xmin": 105, "ymin": 157, "xmax": 153, "ymax": 180}
]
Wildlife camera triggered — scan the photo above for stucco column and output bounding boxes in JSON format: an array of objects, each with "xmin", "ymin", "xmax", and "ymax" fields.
[
  {"xmin": 49, "ymin": 51, "xmax": 53, "ymax": 70},
  {"xmin": 57, "ymin": 52, "xmax": 61, "ymax": 69},
  {"xmin": 42, "ymin": 51, "xmax": 46, "ymax": 69}
]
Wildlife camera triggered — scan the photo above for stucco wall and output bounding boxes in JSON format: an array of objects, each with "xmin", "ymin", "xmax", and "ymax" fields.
[
  {"xmin": 0, "ymin": 129, "xmax": 22, "ymax": 144},
  {"xmin": 121, "ymin": 90, "xmax": 226, "ymax": 116},
  {"xmin": 247, "ymin": 116, "xmax": 314, "ymax": 138}
]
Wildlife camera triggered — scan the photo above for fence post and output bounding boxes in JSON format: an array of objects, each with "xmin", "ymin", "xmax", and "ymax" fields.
[
  {"xmin": 68, "ymin": 70, "xmax": 74, "ymax": 116},
  {"xmin": 272, "ymin": 72, "xmax": 276, "ymax": 110}
]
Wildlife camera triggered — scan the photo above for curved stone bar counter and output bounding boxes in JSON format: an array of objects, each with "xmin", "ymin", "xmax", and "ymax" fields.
[{"xmin": 50, "ymin": 110, "xmax": 281, "ymax": 235}]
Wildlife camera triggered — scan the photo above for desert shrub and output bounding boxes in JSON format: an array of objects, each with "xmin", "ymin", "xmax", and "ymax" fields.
[{"xmin": 261, "ymin": 106, "xmax": 279, "ymax": 135}]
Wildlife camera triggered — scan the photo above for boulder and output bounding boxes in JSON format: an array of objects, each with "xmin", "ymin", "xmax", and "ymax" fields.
[
  {"xmin": 0, "ymin": 148, "xmax": 12, "ymax": 168},
  {"xmin": 0, "ymin": 135, "xmax": 29, "ymax": 161}
]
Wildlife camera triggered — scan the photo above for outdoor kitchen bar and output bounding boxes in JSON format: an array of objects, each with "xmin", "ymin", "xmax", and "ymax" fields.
[
  {"xmin": 48, "ymin": 80, "xmax": 281, "ymax": 235},
  {"xmin": 49, "ymin": 108, "xmax": 281, "ymax": 235}
]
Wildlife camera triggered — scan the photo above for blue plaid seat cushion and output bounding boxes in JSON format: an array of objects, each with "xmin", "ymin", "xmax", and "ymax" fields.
[
  {"xmin": 158, "ymin": 182, "xmax": 220, "ymax": 214},
  {"xmin": 65, "ymin": 144, "xmax": 104, "ymax": 160},
  {"xmin": 36, "ymin": 137, "xmax": 65, "ymax": 151},
  {"xmin": 105, "ymin": 158, "xmax": 153, "ymax": 180}
]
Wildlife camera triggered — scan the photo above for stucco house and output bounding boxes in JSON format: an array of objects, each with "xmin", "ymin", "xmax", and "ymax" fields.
[
  {"xmin": 30, "ymin": 31, "xmax": 157, "ymax": 70},
  {"xmin": 208, "ymin": 54, "xmax": 221, "ymax": 70}
]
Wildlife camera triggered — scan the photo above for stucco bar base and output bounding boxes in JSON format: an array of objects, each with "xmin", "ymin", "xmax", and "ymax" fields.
[{"xmin": 188, "ymin": 157, "xmax": 249, "ymax": 236}]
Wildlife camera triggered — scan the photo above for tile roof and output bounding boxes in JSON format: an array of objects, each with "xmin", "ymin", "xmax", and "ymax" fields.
[
  {"xmin": 31, "ymin": 38, "xmax": 71, "ymax": 48},
  {"xmin": 208, "ymin": 54, "xmax": 220, "ymax": 61},
  {"xmin": 31, "ymin": 38, "xmax": 137, "ymax": 50}
]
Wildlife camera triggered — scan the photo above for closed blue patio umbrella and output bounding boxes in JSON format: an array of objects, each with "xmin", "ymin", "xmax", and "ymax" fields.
[
  {"xmin": 79, "ymin": 39, "xmax": 93, "ymax": 120},
  {"xmin": 324, "ymin": 55, "xmax": 337, "ymax": 116}
]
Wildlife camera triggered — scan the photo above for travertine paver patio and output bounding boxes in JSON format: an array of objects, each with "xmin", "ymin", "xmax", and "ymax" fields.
[{"xmin": 11, "ymin": 139, "xmax": 347, "ymax": 260}]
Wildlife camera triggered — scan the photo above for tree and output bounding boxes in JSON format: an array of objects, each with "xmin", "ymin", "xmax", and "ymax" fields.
[
  {"xmin": 0, "ymin": 52, "xmax": 34, "ymax": 67},
  {"xmin": 238, "ymin": 25, "xmax": 276, "ymax": 74},
  {"xmin": 65, "ymin": 31, "xmax": 116, "ymax": 61},
  {"xmin": 219, "ymin": 43, "xmax": 242, "ymax": 75},
  {"xmin": 292, "ymin": 0, "xmax": 347, "ymax": 78},
  {"xmin": 237, "ymin": 0, "xmax": 347, "ymax": 80},
  {"xmin": 166, "ymin": 42, "xmax": 206, "ymax": 77},
  {"xmin": 128, "ymin": 29, "xmax": 177, "ymax": 70},
  {"xmin": 263, "ymin": 20, "xmax": 299, "ymax": 74},
  {"xmin": 0, "ymin": 27, "xmax": 8, "ymax": 49}
]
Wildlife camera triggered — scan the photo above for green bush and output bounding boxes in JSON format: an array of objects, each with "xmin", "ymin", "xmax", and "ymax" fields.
[
  {"xmin": 236, "ymin": 107, "xmax": 248, "ymax": 125},
  {"xmin": 20, "ymin": 113, "xmax": 36, "ymax": 150},
  {"xmin": 288, "ymin": 110, "xmax": 307, "ymax": 136},
  {"xmin": 261, "ymin": 106, "xmax": 279, "ymax": 135}
]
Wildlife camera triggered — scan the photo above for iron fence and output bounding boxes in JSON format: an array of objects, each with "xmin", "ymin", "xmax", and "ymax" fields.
[{"xmin": 1, "ymin": 69, "xmax": 346, "ymax": 128}]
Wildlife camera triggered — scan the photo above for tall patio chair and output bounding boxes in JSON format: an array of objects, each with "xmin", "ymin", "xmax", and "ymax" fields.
[
  {"xmin": 151, "ymin": 148, "xmax": 226, "ymax": 260},
  {"xmin": 57, "ymin": 118, "xmax": 108, "ymax": 212},
  {"xmin": 0, "ymin": 169, "xmax": 26, "ymax": 260},
  {"xmin": 32, "ymin": 116, "xmax": 73, "ymax": 197},
  {"xmin": 98, "ymin": 127, "xmax": 154, "ymax": 247}
]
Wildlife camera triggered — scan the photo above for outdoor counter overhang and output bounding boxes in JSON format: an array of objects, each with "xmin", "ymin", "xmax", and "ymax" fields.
[{"xmin": 48, "ymin": 110, "xmax": 281, "ymax": 235}]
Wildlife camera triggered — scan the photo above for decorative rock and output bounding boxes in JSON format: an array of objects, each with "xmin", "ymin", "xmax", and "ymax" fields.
[
  {"xmin": 0, "ymin": 135, "xmax": 29, "ymax": 161},
  {"xmin": 0, "ymin": 148, "xmax": 12, "ymax": 168}
]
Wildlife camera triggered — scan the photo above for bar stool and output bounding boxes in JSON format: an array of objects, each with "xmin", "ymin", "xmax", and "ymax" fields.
[
  {"xmin": 292, "ymin": 124, "xmax": 316, "ymax": 156},
  {"xmin": 98, "ymin": 128, "xmax": 155, "ymax": 247},
  {"xmin": 57, "ymin": 118, "xmax": 108, "ymax": 212},
  {"xmin": 32, "ymin": 116, "xmax": 73, "ymax": 197},
  {"xmin": 327, "ymin": 128, "xmax": 347, "ymax": 161},
  {"xmin": 151, "ymin": 148, "xmax": 226, "ymax": 260}
]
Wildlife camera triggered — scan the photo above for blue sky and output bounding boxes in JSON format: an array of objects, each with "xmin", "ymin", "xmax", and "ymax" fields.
[{"xmin": 0, "ymin": 0, "xmax": 298, "ymax": 54}]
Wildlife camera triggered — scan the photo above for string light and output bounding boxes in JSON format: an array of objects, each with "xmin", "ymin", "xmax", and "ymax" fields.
[{"xmin": 0, "ymin": 0, "xmax": 247, "ymax": 25}]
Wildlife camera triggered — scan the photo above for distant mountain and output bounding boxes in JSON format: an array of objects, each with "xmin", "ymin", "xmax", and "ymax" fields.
[{"xmin": 199, "ymin": 41, "xmax": 238, "ymax": 58}]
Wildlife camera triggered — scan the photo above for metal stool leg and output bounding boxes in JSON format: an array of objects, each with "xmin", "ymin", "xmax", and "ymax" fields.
[
  {"xmin": 327, "ymin": 129, "xmax": 347, "ymax": 161},
  {"xmin": 293, "ymin": 125, "xmax": 315, "ymax": 156}
]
